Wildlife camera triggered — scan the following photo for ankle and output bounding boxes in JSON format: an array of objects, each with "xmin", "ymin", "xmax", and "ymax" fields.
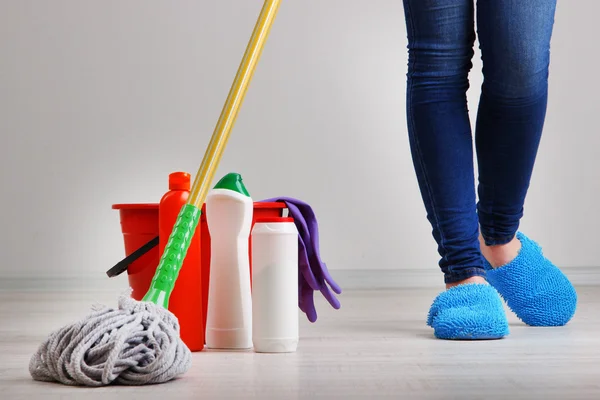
[
  {"xmin": 446, "ymin": 275, "xmax": 487, "ymax": 290},
  {"xmin": 479, "ymin": 234, "xmax": 521, "ymax": 268}
]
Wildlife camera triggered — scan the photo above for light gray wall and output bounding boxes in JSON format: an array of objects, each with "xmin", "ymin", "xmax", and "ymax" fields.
[{"xmin": 1, "ymin": 0, "xmax": 598, "ymax": 289}]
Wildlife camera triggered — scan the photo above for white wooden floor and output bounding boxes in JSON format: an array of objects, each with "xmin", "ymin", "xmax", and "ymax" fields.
[{"xmin": 1, "ymin": 286, "xmax": 599, "ymax": 399}]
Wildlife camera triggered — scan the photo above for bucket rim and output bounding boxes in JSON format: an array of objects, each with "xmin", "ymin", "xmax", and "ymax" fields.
[
  {"xmin": 253, "ymin": 202, "xmax": 287, "ymax": 209},
  {"xmin": 112, "ymin": 203, "xmax": 159, "ymax": 210}
]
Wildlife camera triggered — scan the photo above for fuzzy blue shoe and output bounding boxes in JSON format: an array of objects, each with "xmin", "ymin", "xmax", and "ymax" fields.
[
  {"xmin": 427, "ymin": 283, "xmax": 510, "ymax": 340},
  {"xmin": 484, "ymin": 232, "xmax": 577, "ymax": 326}
]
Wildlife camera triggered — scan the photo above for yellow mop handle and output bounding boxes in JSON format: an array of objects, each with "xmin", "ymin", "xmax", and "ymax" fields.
[
  {"xmin": 188, "ymin": 0, "xmax": 281, "ymax": 207},
  {"xmin": 143, "ymin": 0, "xmax": 281, "ymax": 307}
]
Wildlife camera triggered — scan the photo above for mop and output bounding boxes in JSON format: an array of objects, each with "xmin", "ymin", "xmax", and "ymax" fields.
[{"xmin": 28, "ymin": 0, "xmax": 282, "ymax": 386}]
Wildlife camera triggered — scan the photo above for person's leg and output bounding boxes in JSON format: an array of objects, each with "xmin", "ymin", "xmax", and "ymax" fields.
[
  {"xmin": 402, "ymin": 0, "xmax": 483, "ymax": 286},
  {"xmin": 475, "ymin": 0, "xmax": 555, "ymax": 249},
  {"xmin": 402, "ymin": 0, "xmax": 509, "ymax": 339},
  {"xmin": 474, "ymin": 0, "xmax": 577, "ymax": 326}
]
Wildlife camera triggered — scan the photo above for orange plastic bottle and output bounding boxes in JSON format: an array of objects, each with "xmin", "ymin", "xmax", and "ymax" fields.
[{"xmin": 159, "ymin": 172, "xmax": 204, "ymax": 352}]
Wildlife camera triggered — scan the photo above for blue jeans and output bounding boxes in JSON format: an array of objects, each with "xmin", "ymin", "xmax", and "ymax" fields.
[{"xmin": 402, "ymin": 0, "xmax": 557, "ymax": 283}]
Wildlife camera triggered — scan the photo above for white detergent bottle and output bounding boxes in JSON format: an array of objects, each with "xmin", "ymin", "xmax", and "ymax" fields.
[
  {"xmin": 205, "ymin": 172, "xmax": 253, "ymax": 349},
  {"xmin": 251, "ymin": 216, "xmax": 299, "ymax": 353}
]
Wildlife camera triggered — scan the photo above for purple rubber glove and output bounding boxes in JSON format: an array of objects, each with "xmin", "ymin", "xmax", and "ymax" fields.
[{"xmin": 259, "ymin": 197, "xmax": 341, "ymax": 322}]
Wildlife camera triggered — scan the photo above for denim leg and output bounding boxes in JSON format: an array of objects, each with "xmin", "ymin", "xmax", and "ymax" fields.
[
  {"xmin": 402, "ymin": 0, "xmax": 485, "ymax": 284},
  {"xmin": 475, "ymin": 0, "xmax": 557, "ymax": 245}
]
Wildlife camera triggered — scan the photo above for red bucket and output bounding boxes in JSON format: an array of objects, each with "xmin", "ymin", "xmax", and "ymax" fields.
[
  {"xmin": 200, "ymin": 201, "xmax": 287, "ymax": 331},
  {"xmin": 112, "ymin": 203, "xmax": 160, "ymax": 301}
]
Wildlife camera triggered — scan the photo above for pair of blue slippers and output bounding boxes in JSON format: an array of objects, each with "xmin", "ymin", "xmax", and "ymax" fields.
[{"xmin": 427, "ymin": 232, "xmax": 578, "ymax": 340}]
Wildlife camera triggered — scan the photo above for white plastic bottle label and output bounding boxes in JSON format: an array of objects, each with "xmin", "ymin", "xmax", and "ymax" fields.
[{"xmin": 251, "ymin": 220, "xmax": 299, "ymax": 353}]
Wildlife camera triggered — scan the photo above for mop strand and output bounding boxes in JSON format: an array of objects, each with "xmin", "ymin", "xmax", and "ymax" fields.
[{"xmin": 29, "ymin": 295, "xmax": 192, "ymax": 386}]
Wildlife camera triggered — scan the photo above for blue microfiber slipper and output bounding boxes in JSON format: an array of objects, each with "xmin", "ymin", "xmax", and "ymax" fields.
[
  {"xmin": 483, "ymin": 232, "xmax": 577, "ymax": 327},
  {"xmin": 427, "ymin": 283, "xmax": 510, "ymax": 340}
]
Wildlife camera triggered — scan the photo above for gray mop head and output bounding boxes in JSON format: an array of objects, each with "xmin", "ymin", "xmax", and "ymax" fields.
[{"xmin": 29, "ymin": 295, "xmax": 192, "ymax": 386}]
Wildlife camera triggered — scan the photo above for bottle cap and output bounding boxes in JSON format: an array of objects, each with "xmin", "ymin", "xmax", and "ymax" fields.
[
  {"xmin": 213, "ymin": 172, "xmax": 250, "ymax": 197},
  {"xmin": 169, "ymin": 172, "xmax": 191, "ymax": 191}
]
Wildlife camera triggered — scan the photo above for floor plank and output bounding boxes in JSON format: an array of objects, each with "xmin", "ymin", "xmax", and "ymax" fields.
[{"xmin": 1, "ymin": 286, "xmax": 598, "ymax": 399}]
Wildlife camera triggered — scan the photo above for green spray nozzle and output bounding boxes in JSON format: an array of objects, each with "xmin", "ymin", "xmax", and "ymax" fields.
[{"xmin": 213, "ymin": 172, "xmax": 250, "ymax": 197}]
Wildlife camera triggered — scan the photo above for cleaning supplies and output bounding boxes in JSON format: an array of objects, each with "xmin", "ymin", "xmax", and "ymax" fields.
[
  {"xmin": 29, "ymin": 0, "xmax": 281, "ymax": 386},
  {"xmin": 159, "ymin": 172, "xmax": 204, "ymax": 351},
  {"xmin": 251, "ymin": 216, "xmax": 299, "ymax": 353},
  {"xmin": 205, "ymin": 173, "xmax": 254, "ymax": 349},
  {"xmin": 200, "ymin": 201, "xmax": 287, "ymax": 333},
  {"xmin": 110, "ymin": 203, "xmax": 160, "ymax": 300},
  {"xmin": 258, "ymin": 197, "xmax": 342, "ymax": 322},
  {"xmin": 108, "ymin": 172, "xmax": 205, "ymax": 351}
]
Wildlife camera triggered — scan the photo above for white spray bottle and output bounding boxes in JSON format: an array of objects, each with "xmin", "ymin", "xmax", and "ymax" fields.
[{"xmin": 205, "ymin": 172, "xmax": 253, "ymax": 349}]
